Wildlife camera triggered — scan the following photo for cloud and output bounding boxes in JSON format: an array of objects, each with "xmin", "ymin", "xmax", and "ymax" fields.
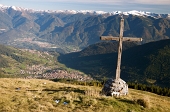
[
  {"xmin": 129, "ymin": 0, "xmax": 170, "ymax": 5},
  {"xmin": 13, "ymin": 0, "xmax": 170, "ymax": 6},
  {"xmin": 29, "ymin": 0, "xmax": 170, "ymax": 5}
]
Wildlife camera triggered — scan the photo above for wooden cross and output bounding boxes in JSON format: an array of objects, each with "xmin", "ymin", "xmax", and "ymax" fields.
[{"xmin": 100, "ymin": 18, "xmax": 142, "ymax": 80}]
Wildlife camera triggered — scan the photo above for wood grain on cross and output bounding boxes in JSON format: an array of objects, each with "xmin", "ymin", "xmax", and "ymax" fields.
[{"xmin": 100, "ymin": 18, "xmax": 142, "ymax": 80}]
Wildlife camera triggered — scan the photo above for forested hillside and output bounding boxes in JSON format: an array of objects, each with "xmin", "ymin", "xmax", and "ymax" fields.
[{"xmin": 58, "ymin": 39, "xmax": 170, "ymax": 87}]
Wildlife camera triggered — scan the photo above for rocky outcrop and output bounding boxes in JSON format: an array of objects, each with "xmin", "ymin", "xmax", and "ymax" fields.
[{"xmin": 101, "ymin": 78, "xmax": 128, "ymax": 96}]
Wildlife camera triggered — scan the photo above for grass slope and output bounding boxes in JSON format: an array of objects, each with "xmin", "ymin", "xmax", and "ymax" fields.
[{"xmin": 0, "ymin": 78, "xmax": 170, "ymax": 112}]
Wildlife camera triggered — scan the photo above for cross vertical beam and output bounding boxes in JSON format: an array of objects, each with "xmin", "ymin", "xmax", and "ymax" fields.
[{"xmin": 116, "ymin": 19, "xmax": 124, "ymax": 80}]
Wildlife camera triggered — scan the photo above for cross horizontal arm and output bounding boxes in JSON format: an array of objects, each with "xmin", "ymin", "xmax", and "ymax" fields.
[
  {"xmin": 100, "ymin": 36, "xmax": 142, "ymax": 41},
  {"xmin": 123, "ymin": 37, "xmax": 142, "ymax": 41},
  {"xmin": 100, "ymin": 36, "xmax": 119, "ymax": 41}
]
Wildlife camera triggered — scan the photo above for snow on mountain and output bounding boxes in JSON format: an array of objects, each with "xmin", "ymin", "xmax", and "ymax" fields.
[
  {"xmin": 0, "ymin": 4, "xmax": 34, "ymax": 12},
  {"xmin": 168, "ymin": 14, "xmax": 170, "ymax": 18},
  {"xmin": 123, "ymin": 10, "xmax": 149, "ymax": 16},
  {"xmin": 0, "ymin": 4, "xmax": 169, "ymax": 18},
  {"xmin": 0, "ymin": 4, "xmax": 23, "ymax": 11},
  {"xmin": 41, "ymin": 10, "xmax": 108, "ymax": 15},
  {"xmin": 0, "ymin": 4, "xmax": 8, "ymax": 11}
]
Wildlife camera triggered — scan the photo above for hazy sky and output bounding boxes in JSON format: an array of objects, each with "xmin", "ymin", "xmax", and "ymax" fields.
[{"xmin": 1, "ymin": 0, "xmax": 170, "ymax": 14}]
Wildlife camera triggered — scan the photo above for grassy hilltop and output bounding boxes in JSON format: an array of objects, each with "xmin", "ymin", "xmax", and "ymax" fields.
[{"xmin": 0, "ymin": 78, "xmax": 170, "ymax": 112}]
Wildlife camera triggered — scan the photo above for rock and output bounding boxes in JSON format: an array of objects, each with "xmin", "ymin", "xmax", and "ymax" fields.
[
  {"xmin": 63, "ymin": 102, "xmax": 68, "ymax": 105},
  {"xmin": 55, "ymin": 100, "xmax": 60, "ymax": 104},
  {"xmin": 101, "ymin": 78, "xmax": 128, "ymax": 96}
]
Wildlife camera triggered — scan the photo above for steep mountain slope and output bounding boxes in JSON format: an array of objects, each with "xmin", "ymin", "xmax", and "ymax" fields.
[
  {"xmin": 122, "ymin": 39, "xmax": 170, "ymax": 87},
  {"xmin": 58, "ymin": 39, "xmax": 170, "ymax": 87},
  {"xmin": 0, "ymin": 4, "xmax": 170, "ymax": 52},
  {"xmin": 38, "ymin": 15, "xmax": 170, "ymax": 49}
]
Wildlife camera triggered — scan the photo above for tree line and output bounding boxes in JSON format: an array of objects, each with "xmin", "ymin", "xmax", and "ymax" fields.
[{"xmin": 128, "ymin": 82, "xmax": 170, "ymax": 97}]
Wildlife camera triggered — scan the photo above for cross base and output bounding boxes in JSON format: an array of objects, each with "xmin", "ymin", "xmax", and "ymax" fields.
[{"xmin": 101, "ymin": 78, "xmax": 128, "ymax": 97}]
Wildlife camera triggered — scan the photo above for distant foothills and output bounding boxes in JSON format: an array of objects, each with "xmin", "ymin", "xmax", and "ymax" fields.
[{"xmin": 0, "ymin": 4, "xmax": 170, "ymax": 53}]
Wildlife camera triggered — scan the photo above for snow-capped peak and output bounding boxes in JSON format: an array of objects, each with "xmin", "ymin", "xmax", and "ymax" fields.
[
  {"xmin": 109, "ymin": 10, "xmax": 169, "ymax": 18},
  {"xmin": 44, "ymin": 10, "xmax": 108, "ymax": 15},
  {"xmin": 124, "ymin": 10, "xmax": 148, "ymax": 16},
  {"xmin": 11, "ymin": 6, "xmax": 24, "ymax": 11},
  {"xmin": 0, "ymin": 4, "xmax": 31, "ymax": 12}
]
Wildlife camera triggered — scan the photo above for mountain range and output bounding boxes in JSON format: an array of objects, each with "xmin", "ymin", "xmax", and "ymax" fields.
[
  {"xmin": 0, "ymin": 4, "xmax": 170, "ymax": 52},
  {"xmin": 1, "ymin": 4, "xmax": 170, "ymax": 17}
]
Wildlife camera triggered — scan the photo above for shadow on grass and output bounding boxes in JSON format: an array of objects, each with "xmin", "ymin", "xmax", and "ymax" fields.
[
  {"xmin": 42, "ymin": 87, "xmax": 85, "ymax": 94},
  {"xmin": 118, "ymin": 99, "xmax": 135, "ymax": 104}
]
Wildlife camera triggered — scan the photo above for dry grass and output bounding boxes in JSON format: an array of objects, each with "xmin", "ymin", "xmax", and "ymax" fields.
[{"xmin": 0, "ymin": 78, "xmax": 170, "ymax": 112}]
